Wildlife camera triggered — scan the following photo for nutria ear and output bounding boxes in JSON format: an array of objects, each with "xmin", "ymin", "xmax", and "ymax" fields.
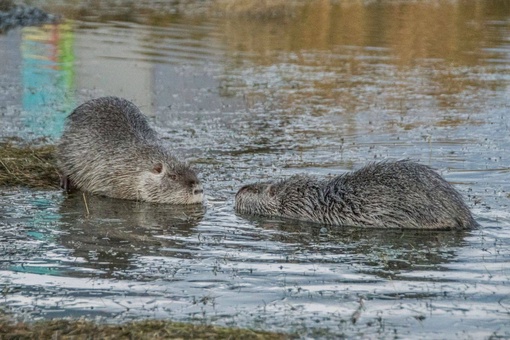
[
  {"xmin": 237, "ymin": 185, "xmax": 251, "ymax": 194},
  {"xmin": 152, "ymin": 163, "xmax": 163, "ymax": 174},
  {"xmin": 268, "ymin": 184, "xmax": 277, "ymax": 197}
]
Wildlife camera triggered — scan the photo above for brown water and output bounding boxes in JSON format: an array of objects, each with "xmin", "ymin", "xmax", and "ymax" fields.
[{"xmin": 1, "ymin": 1, "xmax": 509, "ymax": 338}]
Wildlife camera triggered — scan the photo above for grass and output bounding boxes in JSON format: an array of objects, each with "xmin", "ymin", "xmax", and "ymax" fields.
[
  {"xmin": 0, "ymin": 141, "xmax": 60, "ymax": 189},
  {"xmin": 0, "ymin": 317, "xmax": 290, "ymax": 339}
]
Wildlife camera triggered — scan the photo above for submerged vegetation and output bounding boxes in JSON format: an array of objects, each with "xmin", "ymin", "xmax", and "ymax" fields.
[
  {"xmin": 0, "ymin": 316, "xmax": 290, "ymax": 339},
  {"xmin": 0, "ymin": 141, "xmax": 59, "ymax": 189}
]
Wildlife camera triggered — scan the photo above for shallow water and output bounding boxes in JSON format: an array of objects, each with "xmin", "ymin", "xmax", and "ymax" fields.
[{"xmin": 1, "ymin": 1, "xmax": 510, "ymax": 338}]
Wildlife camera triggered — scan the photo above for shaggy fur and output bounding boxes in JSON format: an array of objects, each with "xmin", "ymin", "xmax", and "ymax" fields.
[
  {"xmin": 235, "ymin": 160, "xmax": 477, "ymax": 230},
  {"xmin": 57, "ymin": 97, "xmax": 203, "ymax": 204}
]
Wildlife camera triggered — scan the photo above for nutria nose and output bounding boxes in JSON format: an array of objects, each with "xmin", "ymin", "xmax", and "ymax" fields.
[{"xmin": 194, "ymin": 189, "xmax": 203, "ymax": 195}]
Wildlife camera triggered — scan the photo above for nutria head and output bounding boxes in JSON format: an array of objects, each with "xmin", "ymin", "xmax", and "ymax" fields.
[
  {"xmin": 138, "ymin": 161, "xmax": 204, "ymax": 204},
  {"xmin": 235, "ymin": 181, "xmax": 280, "ymax": 216},
  {"xmin": 236, "ymin": 175, "xmax": 327, "ymax": 220}
]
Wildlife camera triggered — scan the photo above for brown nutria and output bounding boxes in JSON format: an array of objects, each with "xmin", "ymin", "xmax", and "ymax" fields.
[
  {"xmin": 235, "ymin": 160, "xmax": 477, "ymax": 230},
  {"xmin": 56, "ymin": 96, "xmax": 204, "ymax": 204}
]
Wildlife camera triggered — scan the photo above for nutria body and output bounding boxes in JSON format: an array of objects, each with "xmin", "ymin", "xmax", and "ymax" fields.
[
  {"xmin": 235, "ymin": 160, "xmax": 476, "ymax": 230},
  {"xmin": 57, "ymin": 96, "xmax": 203, "ymax": 204}
]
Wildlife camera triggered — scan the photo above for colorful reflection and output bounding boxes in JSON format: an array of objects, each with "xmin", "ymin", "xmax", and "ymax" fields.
[
  {"xmin": 10, "ymin": 23, "xmax": 75, "ymax": 275},
  {"xmin": 21, "ymin": 22, "xmax": 75, "ymax": 140}
]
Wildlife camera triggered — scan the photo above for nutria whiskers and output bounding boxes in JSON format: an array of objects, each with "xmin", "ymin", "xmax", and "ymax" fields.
[
  {"xmin": 57, "ymin": 96, "xmax": 203, "ymax": 204},
  {"xmin": 235, "ymin": 160, "xmax": 476, "ymax": 230}
]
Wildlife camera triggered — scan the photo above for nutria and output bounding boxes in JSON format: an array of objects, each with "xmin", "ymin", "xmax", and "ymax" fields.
[
  {"xmin": 57, "ymin": 96, "xmax": 204, "ymax": 204},
  {"xmin": 235, "ymin": 160, "xmax": 477, "ymax": 230}
]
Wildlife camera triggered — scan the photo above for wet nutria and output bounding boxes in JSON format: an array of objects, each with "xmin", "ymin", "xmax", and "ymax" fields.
[
  {"xmin": 235, "ymin": 160, "xmax": 477, "ymax": 230},
  {"xmin": 57, "ymin": 96, "xmax": 204, "ymax": 204}
]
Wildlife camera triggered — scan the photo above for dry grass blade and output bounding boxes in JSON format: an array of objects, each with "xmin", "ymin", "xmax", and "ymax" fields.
[
  {"xmin": 0, "ymin": 142, "xmax": 60, "ymax": 189},
  {"xmin": 0, "ymin": 317, "xmax": 291, "ymax": 340}
]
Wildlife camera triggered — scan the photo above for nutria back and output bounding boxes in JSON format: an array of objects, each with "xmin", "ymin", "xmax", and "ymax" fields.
[
  {"xmin": 57, "ymin": 96, "xmax": 204, "ymax": 204},
  {"xmin": 235, "ymin": 160, "xmax": 477, "ymax": 230}
]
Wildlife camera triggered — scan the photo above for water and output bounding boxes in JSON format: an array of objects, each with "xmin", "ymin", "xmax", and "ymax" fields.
[{"xmin": 1, "ymin": 1, "xmax": 510, "ymax": 338}]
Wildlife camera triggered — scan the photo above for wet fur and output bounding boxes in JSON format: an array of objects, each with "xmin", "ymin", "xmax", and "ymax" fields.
[
  {"xmin": 57, "ymin": 97, "xmax": 203, "ymax": 204},
  {"xmin": 235, "ymin": 160, "xmax": 477, "ymax": 230}
]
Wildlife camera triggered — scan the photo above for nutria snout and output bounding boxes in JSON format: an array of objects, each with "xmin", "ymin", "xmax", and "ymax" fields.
[
  {"xmin": 235, "ymin": 160, "xmax": 477, "ymax": 230},
  {"xmin": 57, "ymin": 96, "xmax": 203, "ymax": 204}
]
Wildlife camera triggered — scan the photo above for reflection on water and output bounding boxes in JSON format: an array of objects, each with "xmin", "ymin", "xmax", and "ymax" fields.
[
  {"xmin": 20, "ymin": 23, "xmax": 75, "ymax": 139},
  {"xmin": 1, "ymin": 190, "xmax": 508, "ymax": 337},
  {"xmin": 254, "ymin": 219, "xmax": 469, "ymax": 280},
  {"xmin": 0, "ymin": 0, "xmax": 510, "ymax": 338},
  {"xmin": 57, "ymin": 193, "xmax": 205, "ymax": 277}
]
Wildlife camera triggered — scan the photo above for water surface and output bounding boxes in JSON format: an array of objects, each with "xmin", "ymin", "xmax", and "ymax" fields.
[{"xmin": 1, "ymin": 1, "xmax": 509, "ymax": 338}]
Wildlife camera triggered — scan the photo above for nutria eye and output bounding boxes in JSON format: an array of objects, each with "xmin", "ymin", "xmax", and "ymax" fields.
[
  {"xmin": 152, "ymin": 163, "xmax": 163, "ymax": 174},
  {"xmin": 168, "ymin": 173, "xmax": 178, "ymax": 181}
]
